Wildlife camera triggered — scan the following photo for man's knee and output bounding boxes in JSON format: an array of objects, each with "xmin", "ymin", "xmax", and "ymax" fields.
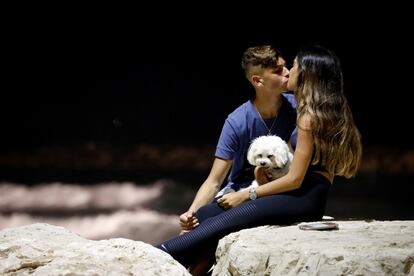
[{"xmin": 195, "ymin": 203, "xmax": 223, "ymax": 223}]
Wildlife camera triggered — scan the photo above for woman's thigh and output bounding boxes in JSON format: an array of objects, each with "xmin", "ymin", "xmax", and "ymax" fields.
[
  {"xmin": 248, "ymin": 194, "xmax": 318, "ymax": 225},
  {"xmin": 197, "ymin": 193, "xmax": 314, "ymax": 237},
  {"xmin": 196, "ymin": 192, "xmax": 317, "ymax": 232}
]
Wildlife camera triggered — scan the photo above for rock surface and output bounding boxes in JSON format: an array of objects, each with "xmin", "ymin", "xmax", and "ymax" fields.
[
  {"xmin": 0, "ymin": 223, "xmax": 190, "ymax": 275},
  {"xmin": 213, "ymin": 220, "xmax": 414, "ymax": 276},
  {"xmin": 2, "ymin": 221, "xmax": 414, "ymax": 275}
]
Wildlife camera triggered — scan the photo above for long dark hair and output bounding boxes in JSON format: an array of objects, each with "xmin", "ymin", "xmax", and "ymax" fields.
[{"xmin": 296, "ymin": 45, "xmax": 362, "ymax": 178}]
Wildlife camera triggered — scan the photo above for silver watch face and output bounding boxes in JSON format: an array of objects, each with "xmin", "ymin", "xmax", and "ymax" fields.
[{"xmin": 249, "ymin": 188, "xmax": 257, "ymax": 200}]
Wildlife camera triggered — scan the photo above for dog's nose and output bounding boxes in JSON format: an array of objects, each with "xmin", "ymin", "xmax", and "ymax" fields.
[{"xmin": 260, "ymin": 162, "xmax": 266, "ymax": 166}]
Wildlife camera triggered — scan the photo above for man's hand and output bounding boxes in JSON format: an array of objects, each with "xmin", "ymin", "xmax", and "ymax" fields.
[
  {"xmin": 255, "ymin": 167, "xmax": 273, "ymax": 185},
  {"xmin": 217, "ymin": 190, "xmax": 249, "ymax": 209},
  {"xmin": 179, "ymin": 210, "xmax": 199, "ymax": 233}
]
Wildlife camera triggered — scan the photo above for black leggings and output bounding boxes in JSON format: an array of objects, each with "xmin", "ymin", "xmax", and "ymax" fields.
[{"xmin": 156, "ymin": 172, "xmax": 330, "ymax": 267}]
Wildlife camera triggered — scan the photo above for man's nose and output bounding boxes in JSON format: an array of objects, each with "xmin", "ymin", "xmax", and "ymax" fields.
[{"xmin": 283, "ymin": 67, "xmax": 290, "ymax": 78}]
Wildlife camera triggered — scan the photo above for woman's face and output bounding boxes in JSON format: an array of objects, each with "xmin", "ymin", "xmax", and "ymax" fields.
[{"xmin": 287, "ymin": 58, "xmax": 299, "ymax": 91}]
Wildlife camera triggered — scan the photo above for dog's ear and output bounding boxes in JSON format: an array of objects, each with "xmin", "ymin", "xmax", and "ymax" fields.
[
  {"xmin": 284, "ymin": 142, "xmax": 293, "ymax": 164},
  {"xmin": 247, "ymin": 140, "xmax": 256, "ymax": 165},
  {"xmin": 274, "ymin": 148, "xmax": 288, "ymax": 168},
  {"xmin": 287, "ymin": 151, "xmax": 293, "ymax": 163},
  {"xmin": 273, "ymin": 140, "xmax": 291, "ymax": 168}
]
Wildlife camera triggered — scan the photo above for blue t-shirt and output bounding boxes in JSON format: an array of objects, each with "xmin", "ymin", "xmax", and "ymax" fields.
[
  {"xmin": 215, "ymin": 93, "xmax": 296, "ymax": 196},
  {"xmin": 290, "ymin": 127, "xmax": 298, "ymax": 150}
]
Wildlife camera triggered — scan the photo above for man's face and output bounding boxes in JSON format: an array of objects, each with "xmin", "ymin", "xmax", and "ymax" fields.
[{"xmin": 260, "ymin": 57, "xmax": 290, "ymax": 93}]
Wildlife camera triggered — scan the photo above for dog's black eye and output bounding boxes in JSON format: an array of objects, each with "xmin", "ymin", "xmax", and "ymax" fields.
[
  {"xmin": 267, "ymin": 155, "xmax": 274, "ymax": 158},
  {"xmin": 257, "ymin": 154, "xmax": 262, "ymax": 158}
]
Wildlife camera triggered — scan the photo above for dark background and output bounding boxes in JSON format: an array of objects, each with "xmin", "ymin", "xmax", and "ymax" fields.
[
  {"xmin": 2, "ymin": 7, "xmax": 412, "ymax": 150},
  {"xmin": 0, "ymin": 5, "xmax": 413, "ymax": 223}
]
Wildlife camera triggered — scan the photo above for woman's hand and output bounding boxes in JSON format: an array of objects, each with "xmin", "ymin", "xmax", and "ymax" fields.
[
  {"xmin": 255, "ymin": 166, "xmax": 273, "ymax": 185},
  {"xmin": 217, "ymin": 190, "xmax": 249, "ymax": 209}
]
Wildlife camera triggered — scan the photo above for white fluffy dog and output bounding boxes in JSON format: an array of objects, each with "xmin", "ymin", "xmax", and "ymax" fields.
[
  {"xmin": 217, "ymin": 135, "xmax": 293, "ymax": 197},
  {"xmin": 245, "ymin": 135, "xmax": 293, "ymax": 189}
]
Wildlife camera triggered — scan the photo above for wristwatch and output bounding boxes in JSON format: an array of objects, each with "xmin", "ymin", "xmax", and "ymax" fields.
[{"xmin": 249, "ymin": 187, "xmax": 257, "ymax": 200}]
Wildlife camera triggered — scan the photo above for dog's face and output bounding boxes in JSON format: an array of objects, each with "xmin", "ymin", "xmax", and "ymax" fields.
[{"xmin": 247, "ymin": 135, "xmax": 291, "ymax": 170}]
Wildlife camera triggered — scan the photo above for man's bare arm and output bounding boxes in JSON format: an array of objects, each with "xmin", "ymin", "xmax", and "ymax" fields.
[{"xmin": 179, "ymin": 158, "xmax": 232, "ymax": 232}]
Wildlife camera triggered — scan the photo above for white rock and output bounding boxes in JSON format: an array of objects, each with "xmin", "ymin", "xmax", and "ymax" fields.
[
  {"xmin": 213, "ymin": 221, "xmax": 414, "ymax": 276},
  {"xmin": 0, "ymin": 223, "xmax": 190, "ymax": 275}
]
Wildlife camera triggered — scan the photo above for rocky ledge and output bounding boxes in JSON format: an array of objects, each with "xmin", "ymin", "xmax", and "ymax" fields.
[
  {"xmin": 212, "ymin": 220, "xmax": 414, "ymax": 275},
  {"xmin": 1, "ymin": 221, "xmax": 413, "ymax": 275},
  {"xmin": 0, "ymin": 223, "xmax": 190, "ymax": 275}
]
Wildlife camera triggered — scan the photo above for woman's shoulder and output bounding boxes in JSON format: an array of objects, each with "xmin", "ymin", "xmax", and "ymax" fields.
[{"xmin": 297, "ymin": 114, "xmax": 313, "ymax": 131}]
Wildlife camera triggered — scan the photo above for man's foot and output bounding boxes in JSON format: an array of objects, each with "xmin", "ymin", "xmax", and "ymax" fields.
[{"xmin": 188, "ymin": 258, "xmax": 214, "ymax": 276}]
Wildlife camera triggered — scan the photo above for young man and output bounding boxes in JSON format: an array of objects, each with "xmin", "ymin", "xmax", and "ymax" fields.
[{"xmin": 179, "ymin": 45, "xmax": 297, "ymax": 234}]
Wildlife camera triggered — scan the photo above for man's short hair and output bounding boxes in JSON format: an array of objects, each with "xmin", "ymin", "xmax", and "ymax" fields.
[{"xmin": 241, "ymin": 45, "xmax": 281, "ymax": 72}]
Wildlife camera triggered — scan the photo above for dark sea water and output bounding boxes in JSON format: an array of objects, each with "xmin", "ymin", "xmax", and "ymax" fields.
[
  {"xmin": 0, "ymin": 170, "xmax": 200, "ymax": 245},
  {"xmin": 326, "ymin": 173, "xmax": 414, "ymax": 220},
  {"xmin": 1, "ymin": 168, "xmax": 413, "ymax": 245}
]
